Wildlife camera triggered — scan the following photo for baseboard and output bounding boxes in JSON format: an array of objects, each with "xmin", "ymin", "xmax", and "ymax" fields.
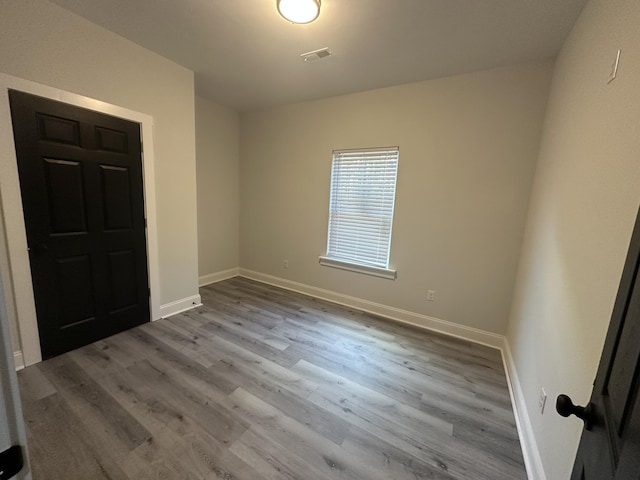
[
  {"xmin": 199, "ymin": 267, "xmax": 240, "ymax": 287},
  {"xmin": 13, "ymin": 350, "xmax": 24, "ymax": 371},
  {"xmin": 502, "ymin": 340, "xmax": 546, "ymax": 480},
  {"xmin": 237, "ymin": 268, "xmax": 504, "ymax": 350},
  {"xmin": 159, "ymin": 294, "xmax": 202, "ymax": 319}
]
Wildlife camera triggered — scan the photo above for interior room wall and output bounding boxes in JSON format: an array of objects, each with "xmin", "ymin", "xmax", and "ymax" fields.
[
  {"xmin": 506, "ymin": 0, "xmax": 640, "ymax": 478},
  {"xmin": 240, "ymin": 62, "xmax": 552, "ymax": 335},
  {"xmin": 0, "ymin": 0, "xmax": 199, "ymax": 352},
  {"xmin": 196, "ymin": 96, "xmax": 240, "ymax": 282}
]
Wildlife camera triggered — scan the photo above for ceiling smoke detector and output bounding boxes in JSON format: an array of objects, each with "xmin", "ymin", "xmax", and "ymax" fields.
[{"xmin": 301, "ymin": 47, "xmax": 332, "ymax": 62}]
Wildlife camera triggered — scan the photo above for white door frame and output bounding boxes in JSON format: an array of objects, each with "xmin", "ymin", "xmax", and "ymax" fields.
[
  {"xmin": 0, "ymin": 271, "xmax": 30, "ymax": 479},
  {"xmin": 0, "ymin": 73, "xmax": 161, "ymax": 367}
]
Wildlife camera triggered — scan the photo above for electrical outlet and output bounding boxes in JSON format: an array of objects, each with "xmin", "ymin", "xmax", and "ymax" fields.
[
  {"xmin": 539, "ymin": 388, "xmax": 547, "ymax": 414},
  {"xmin": 283, "ymin": 260, "xmax": 289, "ymax": 269},
  {"xmin": 427, "ymin": 290, "xmax": 435, "ymax": 302}
]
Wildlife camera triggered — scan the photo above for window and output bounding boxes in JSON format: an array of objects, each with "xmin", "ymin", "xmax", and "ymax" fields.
[{"xmin": 319, "ymin": 147, "xmax": 399, "ymax": 279}]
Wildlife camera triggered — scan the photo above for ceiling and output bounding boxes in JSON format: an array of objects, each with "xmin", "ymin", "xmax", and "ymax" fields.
[{"xmin": 49, "ymin": 0, "xmax": 588, "ymax": 112}]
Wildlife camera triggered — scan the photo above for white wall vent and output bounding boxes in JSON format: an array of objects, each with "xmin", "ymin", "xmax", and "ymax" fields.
[{"xmin": 301, "ymin": 47, "xmax": 332, "ymax": 62}]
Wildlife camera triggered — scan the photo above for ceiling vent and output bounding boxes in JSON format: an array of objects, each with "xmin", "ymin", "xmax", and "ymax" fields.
[{"xmin": 301, "ymin": 47, "xmax": 332, "ymax": 62}]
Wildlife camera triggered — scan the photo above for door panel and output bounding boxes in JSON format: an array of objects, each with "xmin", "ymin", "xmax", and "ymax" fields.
[
  {"xmin": 44, "ymin": 159, "xmax": 87, "ymax": 233},
  {"xmin": 101, "ymin": 165, "xmax": 133, "ymax": 230},
  {"xmin": 56, "ymin": 254, "xmax": 96, "ymax": 329},
  {"xmin": 9, "ymin": 90, "xmax": 149, "ymax": 359},
  {"xmin": 37, "ymin": 113, "xmax": 80, "ymax": 145},
  {"xmin": 107, "ymin": 249, "xmax": 138, "ymax": 311},
  {"xmin": 95, "ymin": 125, "xmax": 128, "ymax": 153}
]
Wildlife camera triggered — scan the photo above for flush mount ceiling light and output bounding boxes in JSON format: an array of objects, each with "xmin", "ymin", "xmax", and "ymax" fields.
[{"xmin": 277, "ymin": 0, "xmax": 321, "ymax": 24}]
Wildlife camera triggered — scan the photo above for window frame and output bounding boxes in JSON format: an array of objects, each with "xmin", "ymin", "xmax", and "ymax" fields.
[{"xmin": 319, "ymin": 146, "xmax": 399, "ymax": 280}]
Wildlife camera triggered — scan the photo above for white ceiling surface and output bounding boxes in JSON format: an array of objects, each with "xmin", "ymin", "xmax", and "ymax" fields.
[{"xmin": 49, "ymin": 0, "xmax": 587, "ymax": 112}]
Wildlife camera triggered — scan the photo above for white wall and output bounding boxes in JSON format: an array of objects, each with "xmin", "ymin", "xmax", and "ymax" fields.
[
  {"xmin": 506, "ymin": 0, "xmax": 640, "ymax": 478},
  {"xmin": 196, "ymin": 96, "xmax": 240, "ymax": 282},
  {"xmin": 0, "ymin": 0, "xmax": 199, "ymax": 353},
  {"xmin": 240, "ymin": 62, "xmax": 552, "ymax": 335}
]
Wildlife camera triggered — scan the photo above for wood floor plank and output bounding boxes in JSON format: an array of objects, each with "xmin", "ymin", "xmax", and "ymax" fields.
[
  {"xmin": 197, "ymin": 311, "xmax": 302, "ymax": 368},
  {"xmin": 225, "ymin": 387, "xmax": 368, "ymax": 480},
  {"xmin": 126, "ymin": 359, "xmax": 249, "ymax": 446},
  {"xmin": 215, "ymin": 355, "xmax": 349, "ymax": 445},
  {"xmin": 195, "ymin": 308, "xmax": 291, "ymax": 352},
  {"xmin": 22, "ymin": 393, "xmax": 130, "ymax": 480},
  {"xmin": 230, "ymin": 427, "xmax": 333, "ymax": 480},
  {"xmin": 140, "ymin": 318, "xmax": 222, "ymax": 367},
  {"xmin": 123, "ymin": 327, "xmax": 239, "ymax": 395},
  {"xmin": 97, "ymin": 365, "xmax": 188, "ymax": 435},
  {"xmin": 291, "ymin": 361, "xmax": 494, "ymax": 478},
  {"xmin": 38, "ymin": 357, "xmax": 152, "ymax": 459},
  {"xmin": 199, "ymin": 288, "xmax": 291, "ymax": 331},
  {"xmin": 285, "ymin": 342, "xmax": 429, "ymax": 411},
  {"xmin": 340, "ymin": 425, "xmax": 458, "ymax": 480},
  {"xmin": 163, "ymin": 413, "xmax": 270, "ymax": 480},
  {"xmin": 16, "ymin": 363, "xmax": 56, "ymax": 403},
  {"xmin": 293, "ymin": 359, "xmax": 453, "ymax": 436},
  {"xmin": 19, "ymin": 276, "xmax": 526, "ymax": 479},
  {"xmin": 122, "ymin": 436, "xmax": 201, "ymax": 480}
]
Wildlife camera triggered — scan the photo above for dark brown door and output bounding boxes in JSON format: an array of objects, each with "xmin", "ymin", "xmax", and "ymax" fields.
[
  {"xmin": 9, "ymin": 90, "xmax": 150, "ymax": 360},
  {"xmin": 557, "ymin": 207, "xmax": 640, "ymax": 479}
]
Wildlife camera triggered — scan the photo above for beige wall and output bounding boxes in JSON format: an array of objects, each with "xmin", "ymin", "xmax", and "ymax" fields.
[
  {"xmin": 240, "ymin": 62, "xmax": 552, "ymax": 334},
  {"xmin": 0, "ymin": 0, "xmax": 199, "ymax": 351},
  {"xmin": 506, "ymin": 0, "xmax": 640, "ymax": 478},
  {"xmin": 196, "ymin": 96, "xmax": 240, "ymax": 280}
]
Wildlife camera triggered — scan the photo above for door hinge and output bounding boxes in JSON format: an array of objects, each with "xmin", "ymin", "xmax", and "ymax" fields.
[
  {"xmin": 0, "ymin": 445, "xmax": 24, "ymax": 479},
  {"xmin": 144, "ymin": 218, "xmax": 147, "ymax": 228},
  {"xmin": 140, "ymin": 141, "xmax": 144, "ymax": 153},
  {"xmin": 148, "ymin": 287, "xmax": 151, "ymax": 298}
]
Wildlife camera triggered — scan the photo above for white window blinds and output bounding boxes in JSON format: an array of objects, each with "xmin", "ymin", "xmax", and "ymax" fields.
[{"xmin": 325, "ymin": 147, "xmax": 399, "ymax": 270}]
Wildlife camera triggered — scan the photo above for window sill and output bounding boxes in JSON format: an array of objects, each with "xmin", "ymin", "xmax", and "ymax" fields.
[{"xmin": 318, "ymin": 256, "xmax": 397, "ymax": 280}]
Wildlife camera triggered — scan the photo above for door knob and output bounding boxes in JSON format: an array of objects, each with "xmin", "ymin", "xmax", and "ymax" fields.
[
  {"xmin": 556, "ymin": 394, "xmax": 594, "ymax": 430},
  {"xmin": 0, "ymin": 445, "xmax": 23, "ymax": 479}
]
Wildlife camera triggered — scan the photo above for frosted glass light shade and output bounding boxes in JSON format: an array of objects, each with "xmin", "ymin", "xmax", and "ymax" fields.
[{"xmin": 277, "ymin": 0, "xmax": 321, "ymax": 24}]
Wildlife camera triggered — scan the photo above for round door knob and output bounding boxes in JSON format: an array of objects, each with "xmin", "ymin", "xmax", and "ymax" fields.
[{"xmin": 556, "ymin": 394, "xmax": 594, "ymax": 430}]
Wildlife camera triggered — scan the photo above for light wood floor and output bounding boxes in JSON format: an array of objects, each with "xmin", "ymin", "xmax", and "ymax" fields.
[{"xmin": 18, "ymin": 277, "xmax": 526, "ymax": 479}]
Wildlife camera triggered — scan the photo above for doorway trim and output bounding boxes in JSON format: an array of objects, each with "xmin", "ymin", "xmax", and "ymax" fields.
[{"xmin": 0, "ymin": 73, "xmax": 161, "ymax": 367}]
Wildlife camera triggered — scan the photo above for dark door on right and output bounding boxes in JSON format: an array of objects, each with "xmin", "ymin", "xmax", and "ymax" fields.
[
  {"xmin": 560, "ymin": 205, "xmax": 640, "ymax": 479},
  {"xmin": 9, "ymin": 90, "xmax": 150, "ymax": 360}
]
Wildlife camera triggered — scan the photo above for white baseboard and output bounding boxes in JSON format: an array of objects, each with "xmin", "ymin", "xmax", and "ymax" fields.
[
  {"xmin": 199, "ymin": 267, "xmax": 240, "ymax": 287},
  {"xmin": 502, "ymin": 340, "xmax": 546, "ymax": 480},
  {"xmin": 238, "ymin": 268, "xmax": 504, "ymax": 350},
  {"xmin": 13, "ymin": 350, "xmax": 24, "ymax": 371},
  {"xmin": 159, "ymin": 294, "xmax": 202, "ymax": 319}
]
